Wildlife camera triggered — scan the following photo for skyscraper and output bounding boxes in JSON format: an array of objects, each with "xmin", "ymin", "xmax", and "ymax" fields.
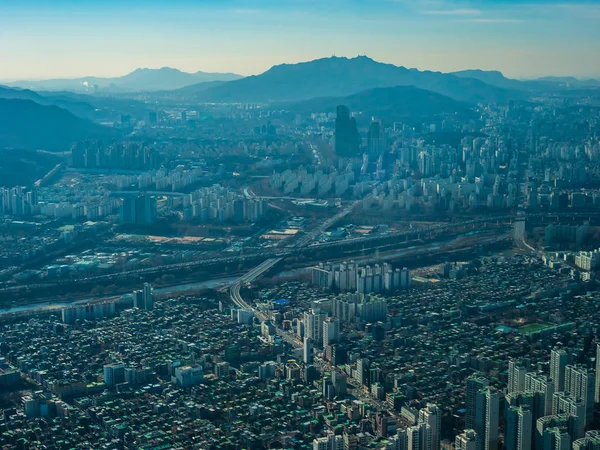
[
  {"xmin": 550, "ymin": 348, "xmax": 569, "ymax": 392},
  {"xmin": 120, "ymin": 195, "xmax": 157, "ymax": 226},
  {"xmin": 419, "ymin": 404, "xmax": 441, "ymax": 450},
  {"xmin": 334, "ymin": 105, "xmax": 361, "ymax": 157},
  {"xmin": 542, "ymin": 428, "xmax": 572, "ymax": 450},
  {"xmin": 367, "ymin": 120, "xmax": 385, "ymax": 155},
  {"xmin": 466, "ymin": 376, "xmax": 489, "ymax": 430},
  {"xmin": 595, "ymin": 343, "xmax": 600, "ymax": 404},
  {"xmin": 323, "ymin": 318, "xmax": 340, "ymax": 348},
  {"xmin": 536, "ymin": 415, "xmax": 579, "ymax": 450},
  {"xmin": 144, "ymin": 282, "xmax": 154, "ymax": 310},
  {"xmin": 304, "ymin": 309, "xmax": 328, "ymax": 347},
  {"xmin": 103, "ymin": 363, "xmax": 125, "ymax": 387},
  {"xmin": 303, "ymin": 337, "xmax": 314, "ymax": 365},
  {"xmin": 552, "ymin": 392, "xmax": 585, "ymax": 439},
  {"xmin": 572, "ymin": 430, "xmax": 600, "ymax": 450},
  {"xmin": 135, "ymin": 195, "xmax": 158, "ymax": 226},
  {"xmin": 509, "ymin": 359, "xmax": 529, "ymax": 393},
  {"xmin": 564, "ymin": 365, "xmax": 595, "ymax": 427},
  {"xmin": 505, "ymin": 406, "xmax": 533, "ymax": 450},
  {"xmin": 456, "ymin": 430, "xmax": 478, "ymax": 450},
  {"xmin": 474, "ymin": 388, "xmax": 499, "ymax": 450},
  {"xmin": 525, "ymin": 373, "xmax": 555, "ymax": 417}
]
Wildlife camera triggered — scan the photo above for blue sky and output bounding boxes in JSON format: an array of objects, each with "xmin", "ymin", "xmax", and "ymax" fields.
[{"xmin": 0, "ymin": 0, "xmax": 599, "ymax": 80}]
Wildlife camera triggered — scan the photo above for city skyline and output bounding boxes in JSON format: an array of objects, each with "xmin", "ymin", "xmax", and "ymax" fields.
[{"xmin": 1, "ymin": 0, "xmax": 600, "ymax": 81}]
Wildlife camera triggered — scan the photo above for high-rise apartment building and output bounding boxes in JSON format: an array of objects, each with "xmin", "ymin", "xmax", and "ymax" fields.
[
  {"xmin": 564, "ymin": 365, "xmax": 595, "ymax": 427},
  {"xmin": 509, "ymin": 359, "xmax": 529, "ymax": 393},
  {"xmin": 505, "ymin": 406, "xmax": 532, "ymax": 450},
  {"xmin": 456, "ymin": 430, "xmax": 478, "ymax": 450},
  {"xmin": 474, "ymin": 388, "xmax": 499, "ymax": 450},
  {"xmin": 466, "ymin": 376, "xmax": 489, "ymax": 430},
  {"xmin": 525, "ymin": 373, "xmax": 555, "ymax": 417},
  {"xmin": 418, "ymin": 404, "xmax": 441, "ymax": 450},
  {"xmin": 552, "ymin": 392, "xmax": 585, "ymax": 439},
  {"xmin": 550, "ymin": 348, "xmax": 569, "ymax": 392},
  {"xmin": 323, "ymin": 318, "xmax": 340, "ymax": 348},
  {"xmin": 304, "ymin": 309, "xmax": 328, "ymax": 347}
]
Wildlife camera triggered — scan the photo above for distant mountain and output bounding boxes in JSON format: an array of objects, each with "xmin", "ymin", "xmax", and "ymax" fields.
[
  {"xmin": 534, "ymin": 76, "xmax": 600, "ymax": 88},
  {"xmin": 450, "ymin": 70, "xmax": 530, "ymax": 91},
  {"xmin": 148, "ymin": 80, "xmax": 229, "ymax": 100},
  {"xmin": 287, "ymin": 85, "xmax": 476, "ymax": 124},
  {"xmin": 0, "ymin": 148, "xmax": 62, "ymax": 188},
  {"xmin": 451, "ymin": 70, "xmax": 600, "ymax": 92},
  {"xmin": 190, "ymin": 56, "xmax": 523, "ymax": 104},
  {"xmin": 4, "ymin": 68, "xmax": 243, "ymax": 93},
  {"xmin": 0, "ymin": 85, "xmax": 96, "ymax": 118},
  {"xmin": 0, "ymin": 99, "xmax": 116, "ymax": 152}
]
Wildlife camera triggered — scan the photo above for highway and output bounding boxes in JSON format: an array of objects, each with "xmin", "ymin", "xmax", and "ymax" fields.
[
  {"xmin": 226, "ymin": 257, "xmax": 283, "ymax": 321},
  {"xmin": 1, "ymin": 211, "xmax": 596, "ymax": 296}
]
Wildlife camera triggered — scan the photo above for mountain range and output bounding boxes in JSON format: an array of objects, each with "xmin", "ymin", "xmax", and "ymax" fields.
[
  {"xmin": 287, "ymin": 85, "xmax": 476, "ymax": 124},
  {"xmin": 2, "ymin": 55, "xmax": 599, "ymax": 154},
  {"xmin": 3, "ymin": 67, "xmax": 243, "ymax": 93},
  {"xmin": 179, "ymin": 56, "xmax": 525, "ymax": 105}
]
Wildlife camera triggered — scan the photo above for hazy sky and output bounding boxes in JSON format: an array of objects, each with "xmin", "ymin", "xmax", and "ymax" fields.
[{"xmin": 1, "ymin": 0, "xmax": 599, "ymax": 80}]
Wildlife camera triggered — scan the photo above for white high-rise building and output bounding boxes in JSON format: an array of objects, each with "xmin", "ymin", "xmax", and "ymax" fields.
[
  {"xmin": 552, "ymin": 392, "xmax": 585, "ymax": 439},
  {"xmin": 103, "ymin": 363, "xmax": 125, "ymax": 387},
  {"xmin": 466, "ymin": 376, "xmax": 489, "ymax": 430},
  {"xmin": 525, "ymin": 373, "xmax": 555, "ymax": 417},
  {"xmin": 387, "ymin": 430, "xmax": 409, "ymax": 450},
  {"xmin": 418, "ymin": 404, "xmax": 441, "ymax": 450},
  {"xmin": 573, "ymin": 430, "xmax": 600, "ymax": 450},
  {"xmin": 456, "ymin": 430, "xmax": 478, "ymax": 450},
  {"xmin": 505, "ymin": 406, "xmax": 532, "ymax": 450},
  {"xmin": 474, "ymin": 388, "xmax": 499, "ymax": 450},
  {"xmin": 304, "ymin": 309, "xmax": 328, "ymax": 347},
  {"xmin": 550, "ymin": 348, "xmax": 569, "ymax": 392},
  {"xmin": 313, "ymin": 432, "xmax": 343, "ymax": 450},
  {"xmin": 508, "ymin": 359, "xmax": 528, "ymax": 393},
  {"xmin": 323, "ymin": 318, "xmax": 340, "ymax": 348},
  {"xmin": 565, "ymin": 365, "xmax": 595, "ymax": 427},
  {"xmin": 406, "ymin": 423, "xmax": 429, "ymax": 450}
]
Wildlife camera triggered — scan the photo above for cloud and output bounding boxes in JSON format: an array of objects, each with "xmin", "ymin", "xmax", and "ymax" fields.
[
  {"xmin": 422, "ymin": 8, "xmax": 481, "ymax": 15},
  {"xmin": 466, "ymin": 18, "xmax": 523, "ymax": 23},
  {"xmin": 230, "ymin": 8, "xmax": 263, "ymax": 15}
]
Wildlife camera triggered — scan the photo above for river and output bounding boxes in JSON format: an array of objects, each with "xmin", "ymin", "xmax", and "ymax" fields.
[{"xmin": 0, "ymin": 276, "xmax": 238, "ymax": 316}]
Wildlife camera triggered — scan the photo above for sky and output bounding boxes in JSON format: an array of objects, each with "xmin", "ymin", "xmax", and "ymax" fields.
[{"xmin": 0, "ymin": 0, "xmax": 599, "ymax": 81}]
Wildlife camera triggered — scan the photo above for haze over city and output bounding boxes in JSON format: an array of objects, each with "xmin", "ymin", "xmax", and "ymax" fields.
[
  {"xmin": 1, "ymin": 0, "xmax": 600, "ymax": 80},
  {"xmin": 3, "ymin": 1, "xmax": 600, "ymax": 450}
]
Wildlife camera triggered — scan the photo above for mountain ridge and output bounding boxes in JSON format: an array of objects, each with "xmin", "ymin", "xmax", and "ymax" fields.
[
  {"xmin": 4, "ymin": 67, "xmax": 244, "ymax": 93},
  {"xmin": 286, "ymin": 85, "xmax": 476, "ymax": 124},
  {"xmin": 183, "ymin": 55, "xmax": 524, "ymax": 104},
  {"xmin": 0, "ymin": 98, "xmax": 116, "ymax": 152}
]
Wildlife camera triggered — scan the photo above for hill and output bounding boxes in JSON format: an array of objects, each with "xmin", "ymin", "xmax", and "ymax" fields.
[
  {"xmin": 0, "ymin": 148, "xmax": 62, "ymax": 188},
  {"xmin": 147, "ymin": 80, "xmax": 229, "ymax": 101},
  {"xmin": 0, "ymin": 85, "xmax": 96, "ymax": 118},
  {"xmin": 288, "ymin": 85, "xmax": 476, "ymax": 124},
  {"xmin": 450, "ymin": 70, "xmax": 530, "ymax": 91},
  {"xmin": 5, "ymin": 67, "xmax": 243, "ymax": 93},
  {"xmin": 190, "ymin": 56, "xmax": 523, "ymax": 104},
  {"xmin": 452, "ymin": 70, "xmax": 600, "ymax": 92},
  {"xmin": 535, "ymin": 76, "xmax": 600, "ymax": 88},
  {"xmin": 0, "ymin": 99, "xmax": 116, "ymax": 152}
]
